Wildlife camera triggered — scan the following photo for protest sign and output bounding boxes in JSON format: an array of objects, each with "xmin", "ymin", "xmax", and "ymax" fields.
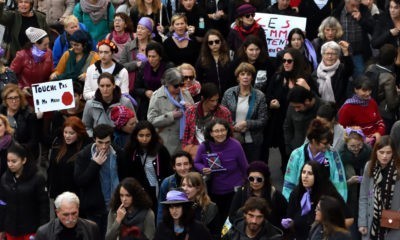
[
  {"xmin": 32, "ymin": 79, "xmax": 75, "ymax": 113},
  {"xmin": 255, "ymin": 13, "xmax": 307, "ymax": 57}
]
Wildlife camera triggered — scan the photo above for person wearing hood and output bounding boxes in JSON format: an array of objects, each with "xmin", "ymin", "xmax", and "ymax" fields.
[{"xmin": 222, "ymin": 197, "xmax": 283, "ymax": 240}]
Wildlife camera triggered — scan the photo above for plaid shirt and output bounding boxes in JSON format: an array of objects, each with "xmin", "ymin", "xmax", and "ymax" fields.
[
  {"xmin": 182, "ymin": 102, "xmax": 232, "ymax": 147},
  {"xmin": 340, "ymin": 7, "xmax": 364, "ymax": 54}
]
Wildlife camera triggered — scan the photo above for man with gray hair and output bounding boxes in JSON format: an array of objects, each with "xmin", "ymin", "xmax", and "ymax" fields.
[{"xmin": 35, "ymin": 191, "xmax": 100, "ymax": 240}]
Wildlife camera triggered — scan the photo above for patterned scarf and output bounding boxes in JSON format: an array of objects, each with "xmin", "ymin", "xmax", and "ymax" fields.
[
  {"xmin": 80, "ymin": 0, "xmax": 109, "ymax": 23},
  {"xmin": 111, "ymin": 30, "xmax": 130, "ymax": 44},
  {"xmin": 342, "ymin": 94, "xmax": 370, "ymax": 107},
  {"xmin": 370, "ymin": 159, "xmax": 397, "ymax": 239},
  {"xmin": 233, "ymin": 22, "xmax": 261, "ymax": 42},
  {"xmin": 173, "ymin": 32, "xmax": 191, "ymax": 42}
]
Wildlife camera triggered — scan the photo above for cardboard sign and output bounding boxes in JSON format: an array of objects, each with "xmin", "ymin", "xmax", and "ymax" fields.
[
  {"xmin": 32, "ymin": 79, "xmax": 75, "ymax": 113},
  {"xmin": 255, "ymin": 13, "xmax": 307, "ymax": 57}
]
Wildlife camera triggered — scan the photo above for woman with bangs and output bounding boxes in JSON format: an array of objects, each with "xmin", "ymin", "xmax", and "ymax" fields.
[
  {"xmin": 48, "ymin": 116, "xmax": 90, "ymax": 200},
  {"xmin": 106, "ymin": 12, "xmax": 135, "ymax": 62},
  {"xmin": 181, "ymin": 172, "xmax": 220, "ymax": 239},
  {"xmin": 130, "ymin": 0, "xmax": 169, "ymax": 42},
  {"xmin": 221, "ymin": 62, "xmax": 267, "ymax": 162},
  {"xmin": 195, "ymin": 29, "xmax": 231, "ymax": 95}
]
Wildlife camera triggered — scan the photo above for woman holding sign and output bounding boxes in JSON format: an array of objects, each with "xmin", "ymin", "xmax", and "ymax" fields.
[{"xmin": 194, "ymin": 118, "xmax": 248, "ymax": 222}]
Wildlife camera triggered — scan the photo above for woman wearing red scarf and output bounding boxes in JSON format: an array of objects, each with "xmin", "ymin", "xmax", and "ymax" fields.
[
  {"xmin": 106, "ymin": 12, "xmax": 135, "ymax": 62},
  {"xmin": 227, "ymin": 4, "xmax": 268, "ymax": 55}
]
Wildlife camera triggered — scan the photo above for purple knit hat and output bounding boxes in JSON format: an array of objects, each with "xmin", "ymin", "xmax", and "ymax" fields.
[
  {"xmin": 236, "ymin": 4, "xmax": 256, "ymax": 18},
  {"xmin": 161, "ymin": 190, "xmax": 191, "ymax": 204}
]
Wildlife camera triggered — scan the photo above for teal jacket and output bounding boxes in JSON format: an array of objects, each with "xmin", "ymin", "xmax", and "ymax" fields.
[
  {"xmin": 73, "ymin": 3, "xmax": 114, "ymax": 44},
  {"xmin": 0, "ymin": 3, "xmax": 48, "ymax": 61},
  {"xmin": 282, "ymin": 143, "xmax": 348, "ymax": 202}
]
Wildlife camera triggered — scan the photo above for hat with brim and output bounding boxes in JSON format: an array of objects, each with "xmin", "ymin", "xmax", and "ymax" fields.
[{"xmin": 161, "ymin": 190, "xmax": 191, "ymax": 205}]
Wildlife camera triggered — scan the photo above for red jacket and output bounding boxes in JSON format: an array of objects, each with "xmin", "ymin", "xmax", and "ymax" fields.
[
  {"xmin": 10, "ymin": 48, "xmax": 53, "ymax": 89},
  {"xmin": 338, "ymin": 99, "xmax": 386, "ymax": 137}
]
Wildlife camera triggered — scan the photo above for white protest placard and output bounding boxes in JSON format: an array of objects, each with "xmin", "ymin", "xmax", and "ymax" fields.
[
  {"xmin": 255, "ymin": 13, "xmax": 307, "ymax": 57},
  {"xmin": 32, "ymin": 79, "xmax": 75, "ymax": 113}
]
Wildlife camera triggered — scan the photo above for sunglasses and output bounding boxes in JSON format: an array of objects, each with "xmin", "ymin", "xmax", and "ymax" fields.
[
  {"xmin": 282, "ymin": 58, "xmax": 294, "ymax": 64},
  {"xmin": 208, "ymin": 40, "xmax": 221, "ymax": 45},
  {"xmin": 248, "ymin": 176, "xmax": 264, "ymax": 183},
  {"xmin": 183, "ymin": 76, "xmax": 194, "ymax": 81},
  {"xmin": 244, "ymin": 13, "xmax": 255, "ymax": 18},
  {"xmin": 173, "ymin": 83, "xmax": 185, "ymax": 88}
]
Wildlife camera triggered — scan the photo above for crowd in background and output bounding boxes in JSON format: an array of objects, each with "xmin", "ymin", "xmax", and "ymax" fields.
[{"xmin": 0, "ymin": 0, "xmax": 400, "ymax": 239}]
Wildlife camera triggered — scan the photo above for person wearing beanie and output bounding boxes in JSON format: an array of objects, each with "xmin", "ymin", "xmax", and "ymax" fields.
[
  {"xmin": 10, "ymin": 26, "xmax": 52, "ymax": 104},
  {"xmin": 227, "ymin": 3, "xmax": 268, "ymax": 55},
  {"xmin": 50, "ymin": 29, "xmax": 100, "ymax": 83},
  {"xmin": 229, "ymin": 161, "xmax": 288, "ymax": 231},
  {"xmin": 0, "ymin": 0, "xmax": 49, "ymax": 62},
  {"xmin": 110, "ymin": 105, "xmax": 137, "ymax": 148}
]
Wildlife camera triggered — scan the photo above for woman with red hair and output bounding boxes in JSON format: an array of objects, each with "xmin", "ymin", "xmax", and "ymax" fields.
[{"xmin": 47, "ymin": 116, "xmax": 91, "ymax": 199}]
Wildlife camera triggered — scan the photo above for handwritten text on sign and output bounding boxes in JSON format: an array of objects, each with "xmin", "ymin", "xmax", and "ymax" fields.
[
  {"xmin": 255, "ymin": 13, "xmax": 307, "ymax": 57},
  {"xmin": 32, "ymin": 79, "xmax": 75, "ymax": 113}
]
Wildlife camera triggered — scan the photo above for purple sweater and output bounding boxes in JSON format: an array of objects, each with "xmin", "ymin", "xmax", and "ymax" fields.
[{"xmin": 194, "ymin": 137, "xmax": 248, "ymax": 195}]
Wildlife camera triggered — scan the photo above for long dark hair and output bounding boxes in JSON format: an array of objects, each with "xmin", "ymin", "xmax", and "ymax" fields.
[
  {"xmin": 56, "ymin": 116, "xmax": 89, "ymax": 162},
  {"xmin": 125, "ymin": 121, "xmax": 162, "ymax": 156},
  {"xmin": 203, "ymin": 118, "xmax": 232, "ymax": 142},
  {"xmin": 368, "ymin": 135, "xmax": 400, "ymax": 177},
  {"xmin": 199, "ymin": 29, "xmax": 230, "ymax": 68},
  {"xmin": 236, "ymin": 35, "xmax": 268, "ymax": 66},
  {"xmin": 162, "ymin": 193, "xmax": 195, "ymax": 228},
  {"xmin": 278, "ymin": 48, "xmax": 311, "ymax": 80},
  {"xmin": 7, "ymin": 143, "xmax": 37, "ymax": 180},
  {"xmin": 318, "ymin": 195, "xmax": 348, "ymax": 237},
  {"xmin": 109, "ymin": 177, "xmax": 153, "ymax": 211}
]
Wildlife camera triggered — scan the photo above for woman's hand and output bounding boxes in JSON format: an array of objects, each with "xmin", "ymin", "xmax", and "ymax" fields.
[
  {"xmin": 390, "ymin": 28, "xmax": 400, "ymax": 37},
  {"xmin": 187, "ymin": 25, "xmax": 195, "ymax": 34},
  {"xmin": 270, "ymin": 99, "xmax": 280, "ymax": 109},
  {"xmin": 116, "ymin": 203, "xmax": 127, "ymax": 224},
  {"xmin": 23, "ymin": 87, "xmax": 32, "ymax": 96},
  {"xmin": 78, "ymin": 73, "xmax": 86, "ymax": 81},
  {"xmin": 49, "ymin": 72, "xmax": 58, "ymax": 80},
  {"xmin": 347, "ymin": 175, "xmax": 359, "ymax": 184},
  {"xmin": 202, "ymin": 167, "xmax": 212, "ymax": 175},
  {"xmin": 359, "ymin": 226, "xmax": 368, "ymax": 235},
  {"xmin": 145, "ymin": 90, "xmax": 153, "ymax": 99},
  {"xmin": 157, "ymin": 24, "xmax": 164, "ymax": 34},
  {"xmin": 234, "ymin": 121, "xmax": 247, "ymax": 132},
  {"xmin": 172, "ymin": 109, "xmax": 183, "ymax": 119},
  {"xmin": 338, "ymin": 40, "xmax": 350, "ymax": 56}
]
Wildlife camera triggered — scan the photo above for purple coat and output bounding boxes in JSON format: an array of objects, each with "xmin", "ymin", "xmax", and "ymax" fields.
[{"xmin": 194, "ymin": 137, "xmax": 248, "ymax": 194}]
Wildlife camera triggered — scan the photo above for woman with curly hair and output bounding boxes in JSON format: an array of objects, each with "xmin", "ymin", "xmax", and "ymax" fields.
[
  {"xmin": 195, "ymin": 29, "xmax": 231, "ymax": 95},
  {"xmin": 0, "ymin": 114, "xmax": 14, "ymax": 177},
  {"xmin": 106, "ymin": 177, "xmax": 155, "ymax": 240},
  {"xmin": 106, "ymin": 12, "xmax": 135, "ymax": 62},
  {"xmin": 182, "ymin": 172, "xmax": 220, "ymax": 239},
  {"xmin": 124, "ymin": 121, "xmax": 172, "ymax": 211}
]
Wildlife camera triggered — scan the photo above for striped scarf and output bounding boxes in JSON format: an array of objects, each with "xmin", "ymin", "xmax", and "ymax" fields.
[{"xmin": 371, "ymin": 159, "xmax": 397, "ymax": 239}]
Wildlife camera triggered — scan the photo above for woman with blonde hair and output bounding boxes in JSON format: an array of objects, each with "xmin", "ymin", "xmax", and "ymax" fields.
[
  {"xmin": 163, "ymin": 14, "xmax": 199, "ymax": 66},
  {"xmin": 182, "ymin": 172, "xmax": 220, "ymax": 238},
  {"xmin": 0, "ymin": 114, "xmax": 14, "ymax": 177},
  {"xmin": 177, "ymin": 63, "xmax": 201, "ymax": 102},
  {"xmin": 312, "ymin": 16, "xmax": 344, "ymax": 62}
]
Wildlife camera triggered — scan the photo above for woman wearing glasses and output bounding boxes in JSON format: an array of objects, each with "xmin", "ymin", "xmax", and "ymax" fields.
[
  {"xmin": 147, "ymin": 68, "xmax": 194, "ymax": 155},
  {"xmin": 194, "ymin": 118, "xmax": 248, "ymax": 222},
  {"xmin": 195, "ymin": 29, "xmax": 231, "ymax": 95},
  {"xmin": 163, "ymin": 14, "xmax": 199, "ymax": 66},
  {"xmin": 282, "ymin": 118, "xmax": 348, "ymax": 202},
  {"xmin": 227, "ymin": 4, "xmax": 267, "ymax": 54},
  {"xmin": 229, "ymin": 161, "xmax": 287, "ymax": 231},
  {"xmin": 221, "ymin": 62, "xmax": 267, "ymax": 162},
  {"xmin": 134, "ymin": 42, "xmax": 174, "ymax": 120},
  {"xmin": 312, "ymin": 41, "xmax": 352, "ymax": 106}
]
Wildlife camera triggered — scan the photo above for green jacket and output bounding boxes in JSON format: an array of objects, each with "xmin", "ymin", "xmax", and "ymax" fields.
[{"xmin": 0, "ymin": 3, "xmax": 49, "ymax": 61}]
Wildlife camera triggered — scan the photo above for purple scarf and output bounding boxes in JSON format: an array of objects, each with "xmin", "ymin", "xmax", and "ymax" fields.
[
  {"xmin": 32, "ymin": 45, "xmax": 47, "ymax": 63},
  {"xmin": 173, "ymin": 32, "xmax": 191, "ymax": 42},
  {"xmin": 0, "ymin": 134, "xmax": 11, "ymax": 150},
  {"xmin": 343, "ymin": 94, "xmax": 370, "ymax": 107},
  {"xmin": 307, "ymin": 144, "xmax": 326, "ymax": 164},
  {"xmin": 301, "ymin": 188, "xmax": 312, "ymax": 216},
  {"xmin": 143, "ymin": 62, "xmax": 165, "ymax": 91}
]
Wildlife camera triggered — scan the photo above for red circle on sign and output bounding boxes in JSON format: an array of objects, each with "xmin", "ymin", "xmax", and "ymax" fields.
[{"xmin": 62, "ymin": 92, "xmax": 73, "ymax": 106}]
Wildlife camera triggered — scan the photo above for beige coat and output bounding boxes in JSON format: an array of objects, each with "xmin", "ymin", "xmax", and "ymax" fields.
[
  {"xmin": 34, "ymin": 0, "xmax": 75, "ymax": 26},
  {"xmin": 147, "ymin": 86, "xmax": 194, "ymax": 155}
]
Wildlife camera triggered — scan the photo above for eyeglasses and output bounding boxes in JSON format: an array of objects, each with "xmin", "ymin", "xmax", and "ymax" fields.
[
  {"xmin": 208, "ymin": 40, "xmax": 221, "ymax": 45},
  {"xmin": 6, "ymin": 96, "xmax": 20, "ymax": 102},
  {"xmin": 323, "ymin": 52, "xmax": 338, "ymax": 57},
  {"xmin": 212, "ymin": 128, "xmax": 227, "ymax": 134},
  {"xmin": 347, "ymin": 143, "xmax": 363, "ymax": 150},
  {"xmin": 172, "ymin": 83, "xmax": 185, "ymax": 88},
  {"xmin": 183, "ymin": 76, "xmax": 194, "ymax": 81},
  {"xmin": 282, "ymin": 58, "xmax": 293, "ymax": 64},
  {"xmin": 248, "ymin": 176, "xmax": 264, "ymax": 183},
  {"xmin": 113, "ymin": 18, "xmax": 124, "ymax": 23},
  {"xmin": 244, "ymin": 13, "xmax": 255, "ymax": 18}
]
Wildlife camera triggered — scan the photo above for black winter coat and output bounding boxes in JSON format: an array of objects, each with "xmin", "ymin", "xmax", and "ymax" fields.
[
  {"xmin": 0, "ymin": 164, "xmax": 49, "ymax": 235},
  {"xmin": 154, "ymin": 220, "xmax": 212, "ymax": 240}
]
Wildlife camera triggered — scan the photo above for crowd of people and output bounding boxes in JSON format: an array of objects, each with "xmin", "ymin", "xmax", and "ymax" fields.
[{"xmin": 0, "ymin": 0, "xmax": 400, "ymax": 239}]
